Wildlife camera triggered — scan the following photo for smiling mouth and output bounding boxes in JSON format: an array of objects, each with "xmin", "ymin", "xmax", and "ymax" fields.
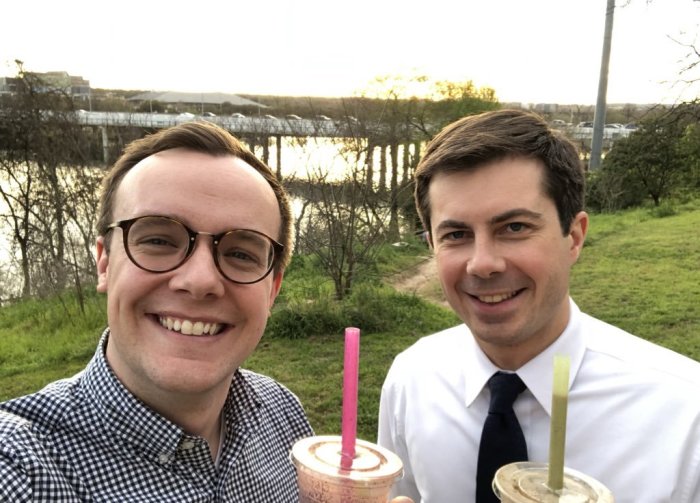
[
  {"xmin": 474, "ymin": 290, "xmax": 522, "ymax": 304},
  {"xmin": 158, "ymin": 316, "xmax": 224, "ymax": 336}
]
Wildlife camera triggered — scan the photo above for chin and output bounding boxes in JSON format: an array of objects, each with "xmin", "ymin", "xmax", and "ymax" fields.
[{"xmin": 155, "ymin": 365, "xmax": 232, "ymax": 394}]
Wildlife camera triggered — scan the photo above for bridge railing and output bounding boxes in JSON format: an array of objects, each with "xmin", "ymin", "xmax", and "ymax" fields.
[
  {"xmin": 74, "ymin": 111, "xmax": 634, "ymax": 145},
  {"xmin": 75, "ymin": 111, "xmax": 362, "ymax": 138}
]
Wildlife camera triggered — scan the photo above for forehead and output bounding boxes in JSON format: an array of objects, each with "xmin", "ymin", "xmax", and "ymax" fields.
[
  {"xmin": 428, "ymin": 157, "xmax": 551, "ymax": 221},
  {"xmin": 115, "ymin": 148, "xmax": 281, "ymax": 234}
]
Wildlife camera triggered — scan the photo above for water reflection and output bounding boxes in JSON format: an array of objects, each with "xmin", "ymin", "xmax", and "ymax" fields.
[{"xmin": 0, "ymin": 137, "xmax": 420, "ymax": 296}]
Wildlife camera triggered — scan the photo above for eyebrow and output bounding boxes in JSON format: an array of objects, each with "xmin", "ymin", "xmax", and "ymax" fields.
[
  {"xmin": 490, "ymin": 208, "xmax": 544, "ymax": 225},
  {"xmin": 434, "ymin": 208, "xmax": 544, "ymax": 231}
]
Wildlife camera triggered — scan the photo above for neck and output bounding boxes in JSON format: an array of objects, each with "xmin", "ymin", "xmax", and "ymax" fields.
[
  {"xmin": 173, "ymin": 400, "xmax": 224, "ymax": 458},
  {"xmin": 137, "ymin": 386, "xmax": 228, "ymax": 459}
]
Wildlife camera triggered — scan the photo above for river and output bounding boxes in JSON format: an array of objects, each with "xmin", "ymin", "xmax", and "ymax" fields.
[{"xmin": 0, "ymin": 136, "xmax": 418, "ymax": 297}]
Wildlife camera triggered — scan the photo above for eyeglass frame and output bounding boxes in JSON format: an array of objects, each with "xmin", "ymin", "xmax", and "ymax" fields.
[{"xmin": 105, "ymin": 215, "xmax": 284, "ymax": 285}]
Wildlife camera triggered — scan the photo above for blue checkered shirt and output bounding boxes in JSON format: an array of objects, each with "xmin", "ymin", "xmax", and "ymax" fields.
[{"xmin": 0, "ymin": 330, "xmax": 314, "ymax": 502}]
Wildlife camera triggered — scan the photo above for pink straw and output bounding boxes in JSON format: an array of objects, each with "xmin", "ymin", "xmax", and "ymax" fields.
[{"xmin": 341, "ymin": 327, "xmax": 360, "ymax": 470}]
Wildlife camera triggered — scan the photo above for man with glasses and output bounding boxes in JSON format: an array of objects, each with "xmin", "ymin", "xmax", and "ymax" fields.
[{"xmin": 0, "ymin": 121, "xmax": 313, "ymax": 501}]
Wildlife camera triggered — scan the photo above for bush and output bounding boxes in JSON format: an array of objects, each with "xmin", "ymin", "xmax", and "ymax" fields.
[
  {"xmin": 648, "ymin": 201, "xmax": 678, "ymax": 218},
  {"xmin": 586, "ymin": 168, "xmax": 645, "ymax": 212},
  {"xmin": 267, "ymin": 296, "xmax": 346, "ymax": 339},
  {"xmin": 267, "ymin": 283, "xmax": 458, "ymax": 339}
]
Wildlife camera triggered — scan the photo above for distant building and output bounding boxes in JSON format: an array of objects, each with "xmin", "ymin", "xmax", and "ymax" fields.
[
  {"xmin": 0, "ymin": 73, "xmax": 263, "ymax": 111},
  {"xmin": 127, "ymin": 91, "xmax": 267, "ymax": 109},
  {"xmin": 0, "ymin": 77, "xmax": 19, "ymax": 95},
  {"xmin": 0, "ymin": 71, "xmax": 90, "ymax": 99}
]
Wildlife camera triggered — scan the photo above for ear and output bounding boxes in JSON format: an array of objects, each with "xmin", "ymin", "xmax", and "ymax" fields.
[
  {"xmin": 96, "ymin": 236, "xmax": 109, "ymax": 293},
  {"xmin": 568, "ymin": 211, "xmax": 589, "ymax": 263},
  {"xmin": 268, "ymin": 269, "xmax": 285, "ymax": 308}
]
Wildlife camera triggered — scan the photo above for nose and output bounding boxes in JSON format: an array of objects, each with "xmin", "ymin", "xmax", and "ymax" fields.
[
  {"xmin": 465, "ymin": 236, "xmax": 506, "ymax": 278},
  {"xmin": 169, "ymin": 236, "xmax": 226, "ymax": 299}
]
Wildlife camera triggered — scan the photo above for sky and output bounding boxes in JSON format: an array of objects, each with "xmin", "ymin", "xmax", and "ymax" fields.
[{"xmin": 1, "ymin": 0, "xmax": 699, "ymax": 106}]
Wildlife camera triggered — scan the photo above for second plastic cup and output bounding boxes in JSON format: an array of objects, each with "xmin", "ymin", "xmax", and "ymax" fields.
[{"xmin": 493, "ymin": 462, "xmax": 614, "ymax": 502}]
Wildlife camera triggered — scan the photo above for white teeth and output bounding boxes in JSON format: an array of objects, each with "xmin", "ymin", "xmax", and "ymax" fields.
[
  {"xmin": 158, "ymin": 316, "xmax": 222, "ymax": 336},
  {"xmin": 478, "ymin": 292, "xmax": 516, "ymax": 304}
]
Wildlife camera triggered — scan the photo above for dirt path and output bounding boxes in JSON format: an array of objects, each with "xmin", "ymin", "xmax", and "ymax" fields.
[{"xmin": 387, "ymin": 255, "xmax": 450, "ymax": 308}]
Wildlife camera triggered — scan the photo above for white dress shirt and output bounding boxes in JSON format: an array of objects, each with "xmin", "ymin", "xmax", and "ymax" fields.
[{"xmin": 378, "ymin": 299, "xmax": 700, "ymax": 503}]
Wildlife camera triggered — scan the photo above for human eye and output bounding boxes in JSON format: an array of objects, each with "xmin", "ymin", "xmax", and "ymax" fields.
[
  {"xmin": 501, "ymin": 221, "xmax": 533, "ymax": 237},
  {"xmin": 129, "ymin": 219, "xmax": 185, "ymax": 254},
  {"xmin": 132, "ymin": 233, "xmax": 181, "ymax": 253},
  {"xmin": 506, "ymin": 222, "xmax": 526, "ymax": 233},
  {"xmin": 219, "ymin": 232, "xmax": 270, "ymax": 271},
  {"xmin": 437, "ymin": 229, "xmax": 472, "ymax": 244},
  {"xmin": 225, "ymin": 248, "xmax": 260, "ymax": 263}
]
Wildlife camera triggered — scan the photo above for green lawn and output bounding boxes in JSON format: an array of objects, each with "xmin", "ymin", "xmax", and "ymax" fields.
[{"xmin": 1, "ymin": 202, "xmax": 698, "ymax": 442}]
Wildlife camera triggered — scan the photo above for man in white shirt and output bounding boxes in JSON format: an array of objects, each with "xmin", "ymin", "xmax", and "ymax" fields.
[{"xmin": 378, "ymin": 109, "xmax": 700, "ymax": 503}]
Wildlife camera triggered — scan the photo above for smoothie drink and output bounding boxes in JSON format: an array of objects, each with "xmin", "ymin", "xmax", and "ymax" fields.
[
  {"xmin": 492, "ymin": 462, "xmax": 614, "ymax": 502},
  {"xmin": 290, "ymin": 435, "xmax": 404, "ymax": 503}
]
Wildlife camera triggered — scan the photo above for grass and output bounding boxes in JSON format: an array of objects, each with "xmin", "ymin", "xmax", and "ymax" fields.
[
  {"xmin": 0, "ymin": 291, "xmax": 106, "ymax": 402},
  {"xmin": 1, "ymin": 201, "xmax": 699, "ymax": 442},
  {"xmin": 570, "ymin": 201, "xmax": 700, "ymax": 361}
]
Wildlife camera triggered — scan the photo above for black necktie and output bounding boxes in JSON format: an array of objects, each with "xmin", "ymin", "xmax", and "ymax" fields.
[{"xmin": 476, "ymin": 372, "xmax": 528, "ymax": 503}]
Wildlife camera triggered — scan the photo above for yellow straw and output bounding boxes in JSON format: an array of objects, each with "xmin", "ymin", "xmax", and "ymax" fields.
[{"xmin": 548, "ymin": 354, "xmax": 570, "ymax": 491}]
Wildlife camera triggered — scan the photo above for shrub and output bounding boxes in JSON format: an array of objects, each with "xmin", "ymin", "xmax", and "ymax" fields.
[
  {"xmin": 267, "ymin": 296, "xmax": 345, "ymax": 339},
  {"xmin": 267, "ymin": 283, "xmax": 458, "ymax": 339}
]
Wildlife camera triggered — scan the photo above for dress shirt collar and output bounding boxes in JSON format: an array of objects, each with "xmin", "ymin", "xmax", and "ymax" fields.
[
  {"xmin": 518, "ymin": 299, "xmax": 585, "ymax": 416},
  {"xmin": 462, "ymin": 326, "xmax": 504, "ymax": 407},
  {"xmin": 463, "ymin": 298, "xmax": 585, "ymax": 416}
]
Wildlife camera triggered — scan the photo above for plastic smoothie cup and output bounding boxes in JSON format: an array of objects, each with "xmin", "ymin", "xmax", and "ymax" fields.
[
  {"xmin": 492, "ymin": 462, "xmax": 615, "ymax": 502},
  {"xmin": 290, "ymin": 435, "xmax": 404, "ymax": 503}
]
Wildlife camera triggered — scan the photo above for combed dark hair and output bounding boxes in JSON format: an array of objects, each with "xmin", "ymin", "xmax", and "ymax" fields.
[
  {"xmin": 415, "ymin": 109, "xmax": 585, "ymax": 236},
  {"xmin": 96, "ymin": 121, "xmax": 293, "ymax": 273}
]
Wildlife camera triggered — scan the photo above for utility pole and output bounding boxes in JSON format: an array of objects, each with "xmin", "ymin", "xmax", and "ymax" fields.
[{"xmin": 590, "ymin": 0, "xmax": 615, "ymax": 171}]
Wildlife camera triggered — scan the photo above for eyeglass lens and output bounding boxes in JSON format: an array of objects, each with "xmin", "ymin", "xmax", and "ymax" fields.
[{"xmin": 125, "ymin": 216, "xmax": 275, "ymax": 283}]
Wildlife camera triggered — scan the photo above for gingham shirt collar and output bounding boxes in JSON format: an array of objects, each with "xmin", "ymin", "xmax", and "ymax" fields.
[{"xmin": 85, "ymin": 337, "xmax": 182, "ymax": 458}]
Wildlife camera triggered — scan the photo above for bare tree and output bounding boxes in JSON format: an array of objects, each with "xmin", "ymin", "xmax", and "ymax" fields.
[
  {"xmin": 0, "ymin": 161, "xmax": 35, "ymax": 297},
  {"xmin": 0, "ymin": 61, "xmax": 100, "ymax": 300},
  {"xmin": 291, "ymin": 131, "xmax": 391, "ymax": 300}
]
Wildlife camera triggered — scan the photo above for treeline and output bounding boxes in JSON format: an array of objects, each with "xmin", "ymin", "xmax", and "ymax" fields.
[
  {"xmin": 2, "ymin": 61, "xmax": 698, "ymax": 307},
  {"xmin": 0, "ymin": 63, "xmax": 500, "ymax": 304},
  {"xmin": 587, "ymin": 103, "xmax": 700, "ymax": 211}
]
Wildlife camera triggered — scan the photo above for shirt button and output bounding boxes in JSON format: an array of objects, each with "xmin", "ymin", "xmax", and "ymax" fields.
[
  {"xmin": 180, "ymin": 440, "xmax": 195, "ymax": 450},
  {"xmin": 158, "ymin": 453, "xmax": 172, "ymax": 464}
]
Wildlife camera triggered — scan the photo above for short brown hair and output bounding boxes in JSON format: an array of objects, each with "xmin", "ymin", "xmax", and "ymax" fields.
[
  {"xmin": 415, "ymin": 109, "xmax": 585, "ymax": 236},
  {"xmin": 96, "ymin": 121, "xmax": 293, "ymax": 273}
]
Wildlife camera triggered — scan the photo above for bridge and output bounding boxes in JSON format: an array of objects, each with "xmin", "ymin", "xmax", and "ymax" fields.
[
  {"xmin": 75, "ymin": 110, "xmax": 363, "ymax": 138},
  {"xmin": 76, "ymin": 111, "xmax": 634, "ymax": 143},
  {"xmin": 75, "ymin": 110, "xmax": 422, "ymax": 171},
  {"xmin": 74, "ymin": 111, "xmax": 631, "ymax": 169}
]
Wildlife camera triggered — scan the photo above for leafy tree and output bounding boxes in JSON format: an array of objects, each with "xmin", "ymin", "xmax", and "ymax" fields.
[
  {"xmin": 599, "ymin": 112, "xmax": 693, "ymax": 207},
  {"xmin": 677, "ymin": 120, "xmax": 700, "ymax": 192}
]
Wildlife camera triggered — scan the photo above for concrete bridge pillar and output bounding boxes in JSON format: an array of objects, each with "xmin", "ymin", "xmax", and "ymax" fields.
[
  {"xmin": 262, "ymin": 136, "xmax": 270, "ymax": 165},
  {"xmin": 100, "ymin": 126, "xmax": 109, "ymax": 165},
  {"xmin": 365, "ymin": 141, "xmax": 375, "ymax": 188},
  {"xmin": 275, "ymin": 135, "xmax": 282, "ymax": 180},
  {"xmin": 379, "ymin": 145, "xmax": 387, "ymax": 192}
]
